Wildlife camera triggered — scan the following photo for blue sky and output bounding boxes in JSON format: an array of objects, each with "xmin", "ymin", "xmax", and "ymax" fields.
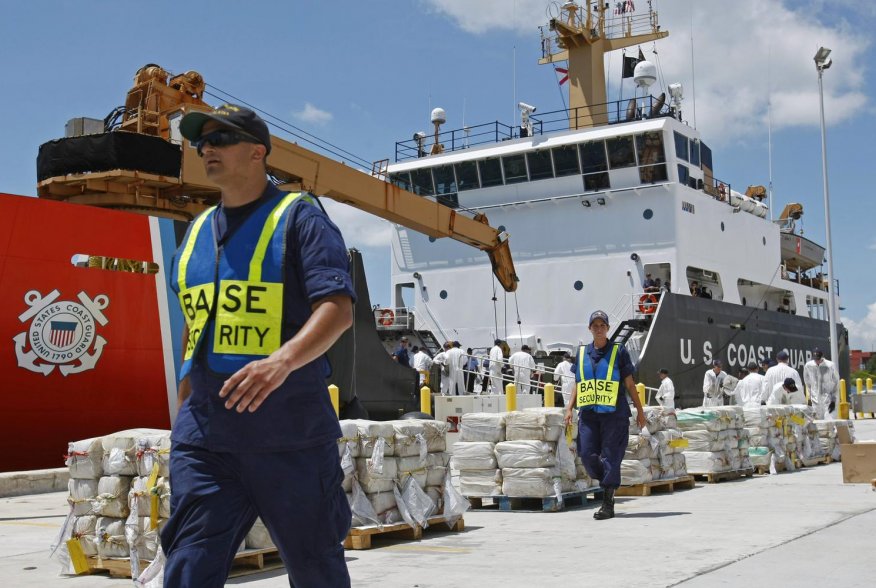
[{"xmin": 1, "ymin": 0, "xmax": 874, "ymax": 349}]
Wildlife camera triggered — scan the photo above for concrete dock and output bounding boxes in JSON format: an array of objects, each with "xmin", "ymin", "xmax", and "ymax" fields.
[{"xmin": 1, "ymin": 420, "xmax": 873, "ymax": 587}]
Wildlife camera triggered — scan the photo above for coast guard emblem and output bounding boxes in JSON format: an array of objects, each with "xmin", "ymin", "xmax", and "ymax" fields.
[{"xmin": 14, "ymin": 289, "xmax": 109, "ymax": 376}]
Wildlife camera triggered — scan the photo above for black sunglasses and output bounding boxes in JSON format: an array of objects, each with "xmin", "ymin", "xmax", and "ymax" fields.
[{"xmin": 193, "ymin": 129, "xmax": 260, "ymax": 156}]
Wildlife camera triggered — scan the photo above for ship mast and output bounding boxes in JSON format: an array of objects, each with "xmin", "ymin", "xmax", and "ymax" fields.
[{"xmin": 539, "ymin": 1, "xmax": 668, "ymax": 129}]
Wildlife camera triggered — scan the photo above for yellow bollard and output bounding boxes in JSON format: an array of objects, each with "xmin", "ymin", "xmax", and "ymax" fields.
[
  {"xmin": 636, "ymin": 382, "xmax": 646, "ymax": 406},
  {"xmin": 856, "ymin": 378, "xmax": 864, "ymax": 418},
  {"xmin": 420, "ymin": 386, "xmax": 432, "ymax": 416},
  {"xmin": 544, "ymin": 383, "xmax": 555, "ymax": 408},
  {"xmin": 838, "ymin": 379, "xmax": 849, "ymax": 420},
  {"xmin": 328, "ymin": 384, "xmax": 339, "ymax": 418},
  {"xmin": 505, "ymin": 383, "xmax": 517, "ymax": 412}
]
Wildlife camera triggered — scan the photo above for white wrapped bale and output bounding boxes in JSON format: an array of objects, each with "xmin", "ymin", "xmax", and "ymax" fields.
[
  {"xmin": 425, "ymin": 486, "xmax": 444, "ymax": 514},
  {"xmin": 459, "ymin": 413, "xmax": 506, "ymax": 443},
  {"xmin": 422, "ymin": 420, "xmax": 448, "ymax": 453},
  {"xmin": 495, "ymin": 440, "xmax": 556, "ymax": 469},
  {"xmin": 135, "ymin": 432, "xmax": 171, "ymax": 478},
  {"xmin": 338, "ymin": 420, "xmax": 361, "ymax": 458},
  {"xmin": 245, "ymin": 518, "xmax": 275, "ymax": 549},
  {"xmin": 676, "ymin": 409, "xmax": 726, "ymax": 432},
  {"xmin": 70, "ymin": 515, "xmax": 98, "ymax": 556},
  {"xmin": 459, "ymin": 469, "xmax": 502, "ymax": 496},
  {"xmin": 390, "ymin": 420, "xmax": 427, "ymax": 458},
  {"xmin": 66, "ymin": 437, "xmax": 103, "ymax": 479},
  {"xmin": 621, "ymin": 459, "xmax": 652, "ymax": 485},
  {"xmin": 354, "ymin": 420, "xmax": 395, "ymax": 457},
  {"xmin": 95, "ymin": 517, "xmax": 129, "ymax": 558},
  {"xmin": 506, "ymin": 408, "xmax": 564, "ymax": 442},
  {"xmin": 641, "ymin": 407, "xmax": 666, "ymax": 433},
  {"xmin": 682, "ymin": 430, "xmax": 727, "ymax": 452},
  {"xmin": 625, "ymin": 435, "xmax": 654, "ymax": 460},
  {"xmin": 93, "ymin": 476, "xmax": 133, "ymax": 518},
  {"xmin": 129, "ymin": 476, "xmax": 171, "ymax": 520},
  {"xmin": 424, "ymin": 452, "xmax": 449, "ymax": 487},
  {"xmin": 102, "ymin": 429, "xmax": 168, "ymax": 476},
  {"xmin": 575, "ymin": 464, "xmax": 594, "ymax": 488},
  {"xmin": 683, "ymin": 451, "xmax": 731, "ymax": 473},
  {"xmin": 68, "ymin": 478, "xmax": 98, "ymax": 516},
  {"xmin": 451, "ymin": 442, "xmax": 496, "ymax": 470},
  {"xmin": 397, "ymin": 455, "xmax": 428, "ymax": 489},
  {"xmin": 125, "ymin": 517, "xmax": 165, "ymax": 561},
  {"xmin": 501, "ymin": 467, "xmax": 558, "ymax": 498},
  {"xmin": 367, "ymin": 491, "xmax": 401, "ymax": 525},
  {"xmin": 355, "ymin": 456, "xmax": 398, "ymax": 493}
]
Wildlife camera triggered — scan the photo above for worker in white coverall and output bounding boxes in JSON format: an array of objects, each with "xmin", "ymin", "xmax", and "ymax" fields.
[
  {"xmin": 804, "ymin": 348, "xmax": 839, "ymax": 419},
  {"xmin": 553, "ymin": 352, "xmax": 576, "ymax": 406},
  {"xmin": 411, "ymin": 346, "xmax": 432, "ymax": 386},
  {"xmin": 656, "ymin": 368, "xmax": 675, "ymax": 411},
  {"xmin": 488, "ymin": 339, "xmax": 505, "ymax": 394},
  {"xmin": 767, "ymin": 377, "xmax": 806, "ymax": 406},
  {"xmin": 444, "ymin": 341, "xmax": 466, "ymax": 396},
  {"xmin": 508, "ymin": 345, "xmax": 537, "ymax": 394},
  {"xmin": 702, "ymin": 359, "xmax": 728, "ymax": 407},
  {"xmin": 764, "ymin": 350, "xmax": 803, "ymax": 397},
  {"xmin": 737, "ymin": 362, "xmax": 769, "ymax": 407},
  {"xmin": 432, "ymin": 342, "xmax": 450, "ymax": 395}
]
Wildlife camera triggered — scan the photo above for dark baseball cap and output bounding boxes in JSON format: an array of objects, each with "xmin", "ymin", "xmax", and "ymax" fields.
[
  {"xmin": 180, "ymin": 103, "xmax": 272, "ymax": 154},
  {"xmin": 589, "ymin": 310, "xmax": 609, "ymax": 327},
  {"xmin": 783, "ymin": 377, "xmax": 798, "ymax": 392},
  {"xmin": 813, "ymin": 347, "xmax": 823, "ymax": 358},
  {"xmin": 776, "ymin": 350, "xmax": 789, "ymax": 361},
  {"xmin": 712, "ymin": 359, "xmax": 722, "ymax": 367},
  {"xmin": 658, "ymin": 368, "xmax": 669, "ymax": 375}
]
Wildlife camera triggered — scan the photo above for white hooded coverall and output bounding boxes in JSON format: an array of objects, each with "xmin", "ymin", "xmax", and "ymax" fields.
[
  {"xmin": 803, "ymin": 358, "xmax": 839, "ymax": 419},
  {"xmin": 508, "ymin": 351, "xmax": 536, "ymax": 394}
]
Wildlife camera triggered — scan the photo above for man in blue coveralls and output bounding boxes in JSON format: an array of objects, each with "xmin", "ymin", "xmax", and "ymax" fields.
[
  {"xmin": 163, "ymin": 103, "xmax": 354, "ymax": 587},
  {"xmin": 564, "ymin": 310, "xmax": 646, "ymax": 520}
]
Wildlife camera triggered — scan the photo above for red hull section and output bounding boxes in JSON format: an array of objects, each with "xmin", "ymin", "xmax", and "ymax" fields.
[{"xmin": 0, "ymin": 194, "xmax": 172, "ymax": 472}]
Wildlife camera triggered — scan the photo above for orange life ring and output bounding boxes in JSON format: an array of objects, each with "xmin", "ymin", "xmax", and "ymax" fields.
[
  {"xmin": 717, "ymin": 183, "xmax": 727, "ymax": 201},
  {"xmin": 638, "ymin": 294, "xmax": 658, "ymax": 314},
  {"xmin": 378, "ymin": 309, "xmax": 395, "ymax": 326}
]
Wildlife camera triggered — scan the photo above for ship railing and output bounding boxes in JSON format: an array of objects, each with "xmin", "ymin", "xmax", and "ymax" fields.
[
  {"xmin": 373, "ymin": 306, "xmax": 415, "ymax": 330},
  {"xmin": 394, "ymin": 96, "xmax": 673, "ymax": 162}
]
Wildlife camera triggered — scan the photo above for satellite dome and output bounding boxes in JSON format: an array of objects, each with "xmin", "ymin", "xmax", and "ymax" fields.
[
  {"xmin": 633, "ymin": 60, "xmax": 657, "ymax": 88},
  {"xmin": 431, "ymin": 108, "xmax": 447, "ymax": 124}
]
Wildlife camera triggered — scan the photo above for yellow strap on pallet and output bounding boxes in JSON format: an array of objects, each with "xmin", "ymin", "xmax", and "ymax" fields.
[
  {"xmin": 790, "ymin": 415, "xmax": 805, "ymax": 426},
  {"xmin": 669, "ymin": 438, "xmax": 689, "ymax": 449},
  {"xmin": 66, "ymin": 539, "xmax": 89, "ymax": 574}
]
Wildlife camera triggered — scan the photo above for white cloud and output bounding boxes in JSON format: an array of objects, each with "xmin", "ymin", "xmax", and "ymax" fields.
[
  {"xmin": 321, "ymin": 198, "xmax": 393, "ymax": 249},
  {"xmin": 423, "ymin": 0, "xmax": 871, "ymax": 143},
  {"xmin": 292, "ymin": 103, "xmax": 333, "ymax": 125},
  {"xmin": 869, "ymin": 239, "xmax": 876, "ymax": 251},
  {"xmin": 843, "ymin": 301, "xmax": 876, "ymax": 351}
]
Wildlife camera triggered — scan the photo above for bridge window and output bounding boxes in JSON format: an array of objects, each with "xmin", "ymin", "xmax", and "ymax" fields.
[
  {"xmin": 455, "ymin": 160, "xmax": 479, "ymax": 191},
  {"xmin": 526, "ymin": 149, "xmax": 554, "ymax": 181},
  {"xmin": 478, "ymin": 157, "xmax": 503, "ymax": 188},
  {"xmin": 502, "ymin": 153, "xmax": 528, "ymax": 184},
  {"xmin": 433, "ymin": 165, "xmax": 457, "ymax": 195},
  {"xmin": 606, "ymin": 136, "xmax": 636, "ymax": 169},
  {"xmin": 677, "ymin": 164, "xmax": 689, "ymax": 186},
  {"xmin": 689, "ymin": 138, "xmax": 700, "ymax": 167},
  {"xmin": 410, "ymin": 168, "xmax": 434, "ymax": 196},
  {"xmin": 583, "ymin": 171, "xmax": 610, "ymax": 192},
  {"xmin": 580, "ymin": 140, "xmax": 608, "ymax": 173},
  {"xmin": 389, "ymin": 172, "xmax": 412, "ymax": 191},
  {"xmin": 674, "ymin": 131, "xmax": 689, "ymax": 161},
  {"xmin": 552, "ymin": 144, "xmax": 580, "ymax": 177}
]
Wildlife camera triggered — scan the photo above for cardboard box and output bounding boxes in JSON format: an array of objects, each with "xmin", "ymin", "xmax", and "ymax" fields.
[{"xmin": 837, "ymin": 423, "xmax": 876, "ymax": 484}]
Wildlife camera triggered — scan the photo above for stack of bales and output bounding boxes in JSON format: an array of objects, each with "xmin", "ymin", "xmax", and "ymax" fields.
[
  {"xmin": 496, "ymin": 408, "xmax": 575, "ymax": 498},
  {"xmin": 678, "ymin": 407, "xmax": 748, "ymax": 474},
  {"xmin": 787, "ymin": 405, "xmax": 827, "ymax": 464},
  {"xmin": 623, "ymin": 407, "xmax": 688, "ymax": 485},
  {"xmin": 453, "ymin": 413, "xmax": 506, "ymax": 497},
  {"xmin": 350, "ymin": 419, "xmax": 449, "ymax": 525},
  {"xmin": 814, "ymin": 419, "xmax": 856, "ymax": 461},
  {"xmin": 743, "ymin": 406, "xmax": 792, "ymax": 471}
]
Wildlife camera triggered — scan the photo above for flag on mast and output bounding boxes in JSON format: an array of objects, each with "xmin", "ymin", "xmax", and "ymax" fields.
[{"xmin": 555, "ymin": 66, "xmax": 568, "ymax": 86}]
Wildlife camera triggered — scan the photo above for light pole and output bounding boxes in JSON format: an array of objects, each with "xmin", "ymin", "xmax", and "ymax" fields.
[{"xmin": 814, "ymin": 46, "xmax": 839, "ymax": 366}]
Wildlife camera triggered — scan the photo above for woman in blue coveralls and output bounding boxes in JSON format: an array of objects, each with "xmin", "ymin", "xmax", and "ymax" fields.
[{"xmin": 564, "ymin": 310, "xmax": 646, "ymax": 520}]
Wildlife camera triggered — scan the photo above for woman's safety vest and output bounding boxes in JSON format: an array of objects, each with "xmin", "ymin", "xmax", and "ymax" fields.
[
  {"xmin": 576, "ymin": 343, "xmax": 622, "ymax": 413},
  {"xmin": 174, "ymin": 191, "xmax": 307, "ymax": 378}
]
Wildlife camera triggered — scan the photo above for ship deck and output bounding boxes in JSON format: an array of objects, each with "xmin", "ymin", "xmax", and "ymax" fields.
[{"xmin": 1, "ymin": 419, "xmax": 874, "ymax": 587}]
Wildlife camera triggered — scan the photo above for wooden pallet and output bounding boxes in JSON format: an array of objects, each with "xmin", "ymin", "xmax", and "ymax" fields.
[
  {"xmin": 690, "ymin": 468, "xmax": 755, "ymax": 483},
  {"xmin": 466, "ymin": 487, "xmax": 603, "ymax": 512},
  {"xmin": 86, "ymin": 546, "xmax": 283, "ymax": 580},
  {"xmin": 616, "ymin": 475, "xmax": 695, "ymax": 497},
  {"xmin": 800, "ymin": 455, "xmax": 833, "ymax": 467},
  {"xmin": 344, "ymin": 515, "xmax": 464, "ymax": 550}
]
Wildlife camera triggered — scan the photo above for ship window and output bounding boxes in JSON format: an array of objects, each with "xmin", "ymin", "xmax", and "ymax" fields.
[
  {"xmin": 502, "ymin": 153, "xmax": 528, "ymax": 184},
  {"xmin": 574, "ymin": 280, "xmax": 584, "ymax": 291},
  {"xmin": 635, "ymin": 132, "xmax": 666, "ymax": 164},
  {"xmin": 433, "ymin": 165, "xmax": 457, "ymax": 195},
  {"xmin": 437, "ymin": 193, "xmax": 459, "ymax": 209},
  {"xmin": 700, "ymin": 142, "xmax": 713, "ymax": 170},
  {"xmin": 389, "ymin": 172, "xmax": 412, "ymax": 191},
  {"xmin": 583, "ymin": 172, "xmax": 610, "ymax": 192},
  {"xmin": 455, "ymin": 161, "xmax": 479, "ymax": 191},
  {"xmin": 677, "ymin": 164, "xmax": 690, "ymax": 185},
  {"xmin": 639, "ymin": 164, "xmax": 667, "ymax": 184},
  {"xmin": 527, "ymin": 149, "xmax": 554, "ymax": 181},
  {"xmin": 479, "ymin": 157, "xmax": 503, "ymax": 188},
  {"xmin": 410, "ymin": 168, "xmax": 434, "ymax": 196},
  {"xmin": 689, "ymin": 139, "xmax": 701, "ymax": 167},
  {"xmin": 579, "ymin": 140, "xmax": 608, "ymax": 173},
  {"xmin": 606, "ymin": 136, "xmax": 636, "ymax": 169},
  {"xmin": 552, "ymin": 144, "xmax": 580, "ymax": 176},
  {"xmin": 674, "ymin": 131, "xmax": 689, "ymax": 161},
  {"xmin": 439, "ymin": 290, "xmax": 448, "ymax": 300},
  {"xmin": 643, "ymin": 209, "xmax": 653, "ymax": 220}
]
